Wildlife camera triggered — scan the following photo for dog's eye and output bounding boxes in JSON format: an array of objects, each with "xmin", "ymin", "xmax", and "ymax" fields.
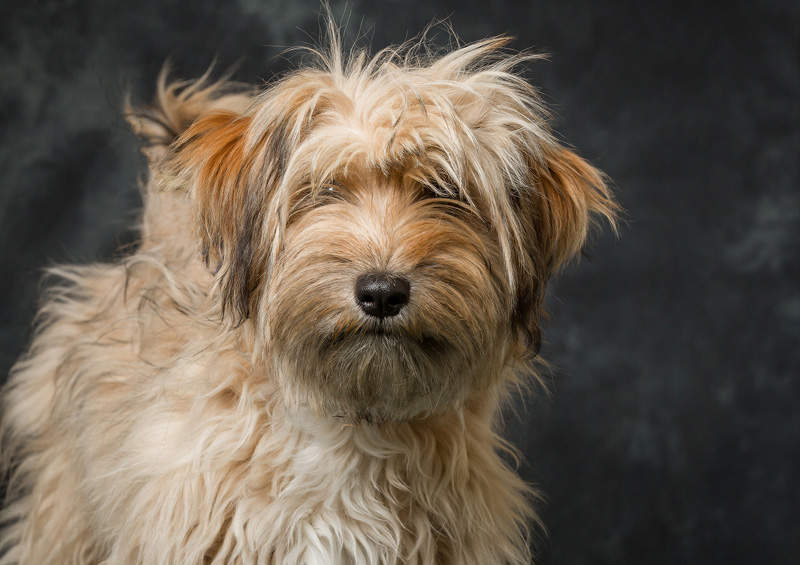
[
  {"xmin": 323, "ymin": 182, "xmax": 344, "ymax": 197},
  {"xmin": 313, "ymin": 181, "xmax": 347, "ymax": 206}
]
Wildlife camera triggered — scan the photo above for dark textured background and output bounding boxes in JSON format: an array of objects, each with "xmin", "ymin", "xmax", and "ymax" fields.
[{"xmin": 1, "ymin": 1, "xmax": 798, "ymax": 563}]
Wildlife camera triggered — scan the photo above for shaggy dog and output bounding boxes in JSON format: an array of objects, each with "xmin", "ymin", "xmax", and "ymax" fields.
[{"xmin": 0, "ymin": 23, "xmax": 616, "ymax": 565}]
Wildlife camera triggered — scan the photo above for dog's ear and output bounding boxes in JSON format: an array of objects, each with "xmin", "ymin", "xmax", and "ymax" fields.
[
  {"xmin": 530, "ymin": 145, "xmax": 617, "ymax": 272},
  {"xmin": 514, "ymin": 144, "xmax": 618, "ymax": 351},
  {"xmin": 171, "ymin": 109, "xmax": 293, "ymax": 322},
  {"xmin": 167, "ymin": 69, "xmax": 333, "ymax": 323}
]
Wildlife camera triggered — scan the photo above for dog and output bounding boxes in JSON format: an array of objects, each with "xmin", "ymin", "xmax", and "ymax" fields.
[{"xmin": 0, "ymin": 22, "xmax": 617, "ymax": 565}]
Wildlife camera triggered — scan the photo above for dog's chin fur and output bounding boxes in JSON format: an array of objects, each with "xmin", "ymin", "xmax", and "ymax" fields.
[
  {"xmin": 0, "ymin": 22, "xmax": 617, "ymax": 565},
  {"xmin": 277, "ymin": 327, "xmax": 501, "ymax": 424}
]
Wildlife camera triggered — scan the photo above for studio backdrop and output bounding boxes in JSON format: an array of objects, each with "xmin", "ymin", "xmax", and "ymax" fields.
[{"xmin": 1, "ymin": 1, "xmax": 797, "ymax": 563}]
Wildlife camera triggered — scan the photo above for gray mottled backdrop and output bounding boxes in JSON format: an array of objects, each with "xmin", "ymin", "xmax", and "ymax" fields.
[{"xmin": 1, "ymin": 1, "xmax": 797, "ymax": 563}]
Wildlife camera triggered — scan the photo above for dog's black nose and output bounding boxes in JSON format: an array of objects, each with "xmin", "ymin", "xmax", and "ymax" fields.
[{"xmin": 355, "ymin": 273, "xmax": 410, "ymax": 318}]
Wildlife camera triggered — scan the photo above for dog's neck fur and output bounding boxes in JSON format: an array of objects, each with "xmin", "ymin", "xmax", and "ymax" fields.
[{"xmin": 239, "ymin": 396, "xmax": 533, "ymax": 564}]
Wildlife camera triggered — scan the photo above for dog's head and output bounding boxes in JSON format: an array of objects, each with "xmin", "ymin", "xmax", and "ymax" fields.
[{"xmin": 160, "ymin": 33, "xmax": 617, "ymax": 422}]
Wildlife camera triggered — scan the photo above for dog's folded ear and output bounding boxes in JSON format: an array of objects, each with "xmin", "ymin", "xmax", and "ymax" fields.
[
  {"xmin": 531, "ymin": 144, "xmax": 618, "ymax": 272},
  {"xmin": 513, "ymin": 143, "xmax": 618, "ymax": 352},
  {"xmin": 157, "ymin": 68, "xmax": 333, "ymax": 323},
  {"xmin": 169, "ymin": 110, "xmax": 285, "ymax": 323}
]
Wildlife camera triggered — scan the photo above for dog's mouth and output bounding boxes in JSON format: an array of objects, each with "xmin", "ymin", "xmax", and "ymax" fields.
[{"xmin": 319, "ymin": 324, "xmax": 445, "ymax": 355}]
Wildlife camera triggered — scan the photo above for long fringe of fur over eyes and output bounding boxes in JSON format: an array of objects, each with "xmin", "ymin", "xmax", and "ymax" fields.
[{"xmin": 1, "ymin": 21, "xmax": 617, "ymax": 565}]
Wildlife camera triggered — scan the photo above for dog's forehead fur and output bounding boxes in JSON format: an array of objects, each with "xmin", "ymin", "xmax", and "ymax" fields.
[{"xmin": 248, "ymin": 37, "xmax": 552, "ymax": 191}]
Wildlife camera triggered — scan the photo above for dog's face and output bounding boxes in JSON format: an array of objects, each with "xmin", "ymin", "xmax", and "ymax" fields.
[{"xmin": 169, "ymin": 38, "xmax": 616, "ymax": 422}]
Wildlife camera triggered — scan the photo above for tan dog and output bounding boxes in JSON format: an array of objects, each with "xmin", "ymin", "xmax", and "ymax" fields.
[{"xmin": 1, "ymin": 23, "xmax": 616, "ymax": 564}]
